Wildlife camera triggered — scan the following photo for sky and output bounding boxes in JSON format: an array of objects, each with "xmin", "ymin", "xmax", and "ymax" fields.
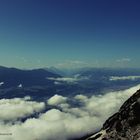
[{"xmin": 0, "ymin": 0, "xmax": 140, "ymax": 69}]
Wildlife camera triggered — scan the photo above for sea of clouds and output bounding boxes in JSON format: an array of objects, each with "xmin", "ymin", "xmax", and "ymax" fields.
[{"xmin": 0, "ymin": 84, "xmax": 140, "ymax": 140}]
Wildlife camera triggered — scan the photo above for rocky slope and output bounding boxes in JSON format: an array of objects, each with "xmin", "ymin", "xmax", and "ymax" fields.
[{"xmin": 86, "ymin": 89, "xmax": 140, "ymax": 140}]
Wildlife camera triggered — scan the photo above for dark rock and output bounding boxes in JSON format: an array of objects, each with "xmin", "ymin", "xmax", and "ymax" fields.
[
  {"xmin": 103, "ymin": 89, "xmax": 140, "ymax": 139},
  {"xmin": 85, "ymin": 89, "xmax": 140, "ymax": 140}
]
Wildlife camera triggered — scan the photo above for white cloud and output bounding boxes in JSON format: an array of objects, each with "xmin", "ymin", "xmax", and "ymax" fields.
[
  {"xmin": 0, "ymin": 111, "xmax": 100, "ymax": 140},
  {"xmin": 47, "ymin": 94, "xmax": 68, "ymax": 106},
  {"xmin": 39, "ymin": 109, "xmax": 75, "ymax": 121},
  {"xmin": 54, "ymin": 81, "xmax": 62, "ymax": 85},
  {"xmin": 0, "ymin": 97, "xmax": 45, "ymax": 121},
  {"xmin": 48, "ymin": 77, "xmax": 78, "ymax": 83},
  {"xmin": 110, "ymin": 76, "xmax": 140, "ymax": 81},
  {"xmin": 74, "ymin": 94, "xmax": 88, "ymax": 101},
  {"xmin": 0, "ymin": 82, "xmax": 4, "ymax": 86},
  {"xmin": 18, "ymin": 84, "xmax": 23, "ymax": 88},
  {"xmin": 48, "ymin": 75, "xmax": 89, "ymax": 84},
  {"xmin": 0, "ymin": 84, "xmax": 140, "ymax": 140}
]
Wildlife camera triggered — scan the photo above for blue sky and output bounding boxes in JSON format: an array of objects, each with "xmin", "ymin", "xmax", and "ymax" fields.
[{"xmin": 0, "ymin": 0, "xmax": 140, "ymax": 68}]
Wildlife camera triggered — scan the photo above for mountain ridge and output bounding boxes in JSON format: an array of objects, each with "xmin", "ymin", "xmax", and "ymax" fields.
[
  {"xmin": 84, "ymin": 89, "xmax": 140, "ymax": 140},
  {"xmin": 0, "ymin": 66, "xmax": 61, "ymax": 88}
]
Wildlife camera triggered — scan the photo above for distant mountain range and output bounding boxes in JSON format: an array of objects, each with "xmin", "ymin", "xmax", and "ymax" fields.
[
  {"xmin": 0, "ymin": 66, "xmax": 61, "ymax": 88},
  {"xmin": 47, "ymin": 67, "xmax": 140, "ymax": 77},
  {"xmin": 0, "ymin": 66, "xmax": 140, "ymax": 100}
]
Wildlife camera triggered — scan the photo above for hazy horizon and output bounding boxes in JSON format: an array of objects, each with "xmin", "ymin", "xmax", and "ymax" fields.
[{"xmin": 1, "ymin": 64, "xmax": 140, "ymax": 71}]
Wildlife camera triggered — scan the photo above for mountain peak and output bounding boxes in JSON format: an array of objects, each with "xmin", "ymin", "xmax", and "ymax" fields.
[{"xmin": 85, "ymin": 89, "xmax": 140, "ymax": 140}]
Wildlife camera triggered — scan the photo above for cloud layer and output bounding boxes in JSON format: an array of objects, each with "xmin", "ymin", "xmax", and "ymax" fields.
[
  {"xmin": 48, "ymin": 75, "xmax": 89, "ymax": 84},
  {"xmin": 0, "ymin": 84, "xmax": 140, "ymax": 140},
  {"xmin": 110, "ymin": 76, "xmax": 140, "ymax": 81},
  {"xmin": 0, "ymin": 97, "xmax": 45, "ymax": 121},
  {"xmin": 47, "ymin": 94, "xmax": 68, "ymax": 106}
]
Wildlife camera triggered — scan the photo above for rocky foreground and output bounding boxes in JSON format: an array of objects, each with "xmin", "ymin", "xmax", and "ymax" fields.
[{"xmin": 85, "ymin": 89, "xmax": 140, "ymax": 140}]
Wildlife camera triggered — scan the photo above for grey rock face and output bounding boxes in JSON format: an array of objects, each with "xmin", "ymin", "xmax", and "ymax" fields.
[{"xmin": 86, "ymin": 89, "xmax": 140, "ymax": 140}]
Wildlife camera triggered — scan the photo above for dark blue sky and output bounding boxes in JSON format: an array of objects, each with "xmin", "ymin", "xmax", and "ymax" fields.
[{"xmin": 0, "ymin": 0, "xmax": 140, "ymax": 68}]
